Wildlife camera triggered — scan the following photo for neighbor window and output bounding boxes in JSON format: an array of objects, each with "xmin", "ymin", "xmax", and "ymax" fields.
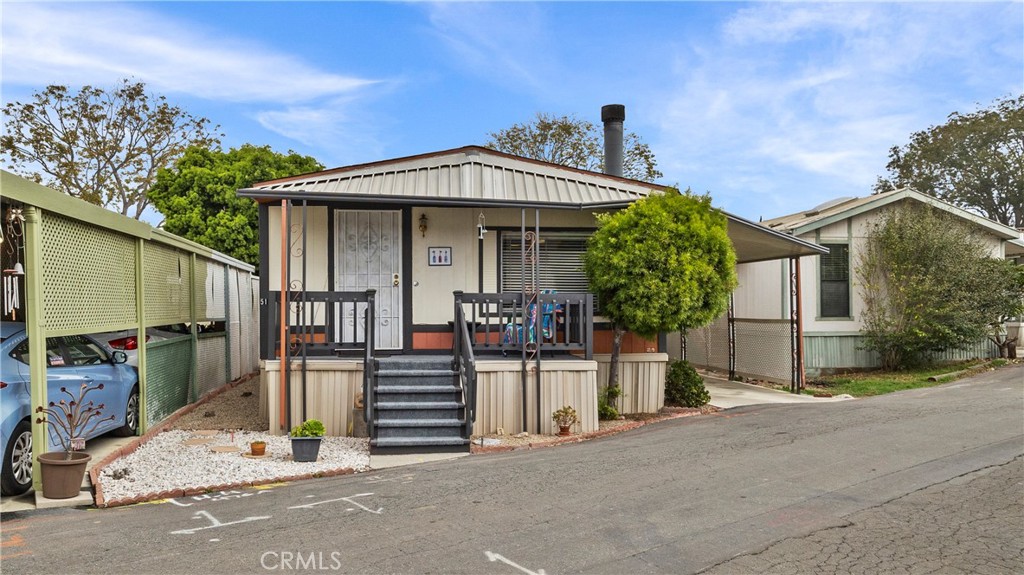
[{"xmin": 819, "ymin": 243, "xmax": 850, "ymax": 318}]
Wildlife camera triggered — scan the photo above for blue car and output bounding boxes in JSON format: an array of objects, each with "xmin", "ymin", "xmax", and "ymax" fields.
[{"xmin": 1, "ymin": 323, "xmax": 139, "ymax": 496}]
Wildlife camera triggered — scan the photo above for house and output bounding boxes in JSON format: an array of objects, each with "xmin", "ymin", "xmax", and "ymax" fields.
[
  {"xmin": 237, "ymin": 111, "xmax": 826, "ymax": 452},
  {"xmin": 729, "ymin": 188, "xmax": 1024, "ymax": 376}
]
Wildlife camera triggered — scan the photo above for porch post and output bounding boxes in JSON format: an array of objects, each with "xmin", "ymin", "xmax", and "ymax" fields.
[
  {"xmin": 23, "ymin": 207, "xmax": 46, "ymax": 493},
  {"xmin": 795, "ymin": 257, "xmax": 805, "ymax": 392},
  {"xmin": 520, "ymin": 208, "xmax": 527, "ymax": 434},
  {"xmin": 279, "ymin": 200, "xmax": 290, "ymax": 431}
]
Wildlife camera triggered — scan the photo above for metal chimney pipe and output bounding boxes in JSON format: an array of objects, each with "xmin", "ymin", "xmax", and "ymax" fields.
[{"xmin": 601, "ymin": 104, "xmax": 625, "ymax": 177}]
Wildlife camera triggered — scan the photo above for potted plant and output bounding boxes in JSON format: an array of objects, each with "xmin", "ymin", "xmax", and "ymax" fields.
[
  {"xmin": 289, "ymin": 419, "xmax": 325, "ymax": 462},
  {"xmin": 552, "ymin": 405, "xmax": 579, "ymax": 436},
  {"xmin": 249, "ymin": 440, "xmax": 267, "ymax": 457},
  {"xmin": 35, "ymin": 383, "xmax": 115, "ymax": 499}
]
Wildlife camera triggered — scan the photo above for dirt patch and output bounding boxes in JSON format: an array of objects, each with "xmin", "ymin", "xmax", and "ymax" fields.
[{"xmin": 170, "ymin": 376, "xmax": 267, "ymax": 432}]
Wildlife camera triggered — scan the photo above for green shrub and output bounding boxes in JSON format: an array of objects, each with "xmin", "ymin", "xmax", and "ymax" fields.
[
  {"xmin": 290, "ymin": 419, "xmax": 326, "ymax": 437},
  {"xmin": 665, "ymin": 360, "xmax": 709, "ymax": 407},
  {"xmin": 597, "ymin": 385, "xmax": 621, "ymax": 420}
]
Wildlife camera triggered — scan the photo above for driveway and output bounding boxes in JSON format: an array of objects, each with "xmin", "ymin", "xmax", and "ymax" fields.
[{"xmin": 702, "ymin": 372, "xmax": 848, "ymax": 408}]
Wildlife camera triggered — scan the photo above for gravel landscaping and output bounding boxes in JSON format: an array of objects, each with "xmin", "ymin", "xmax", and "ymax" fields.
[{"xmin": 95, "ymin": 377, "xmax": 370, "ymax": 505}]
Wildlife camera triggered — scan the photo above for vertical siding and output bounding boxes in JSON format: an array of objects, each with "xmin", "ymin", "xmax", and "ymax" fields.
[
  {"xmin": 594, "ymin": 353, "xmax": 667, "ymax": 413},
  {"xmin": 803, "ymin": 333, "xmax": 999, "ymax": 374},
  {"xmin": 262, "ymin": 360, "xmax": 363, "ymax": 436},
  {"xmin": 475, "ymin": 360, "xmax": 598, "ymax": 435}
]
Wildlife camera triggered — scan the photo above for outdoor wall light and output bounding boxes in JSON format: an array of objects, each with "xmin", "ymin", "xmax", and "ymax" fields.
[
  {"xmin": 477, "ymin": 212, "xmax": 488, "ymax": 240},
  {"xmin": 419, "ymin": 213, "xmax": 428, "ymax": 237}
]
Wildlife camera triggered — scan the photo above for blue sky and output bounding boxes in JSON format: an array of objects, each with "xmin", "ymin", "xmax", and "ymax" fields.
[{"xmin": 2, "ymin": 1, "xmax": 1022, "ymax": 221}]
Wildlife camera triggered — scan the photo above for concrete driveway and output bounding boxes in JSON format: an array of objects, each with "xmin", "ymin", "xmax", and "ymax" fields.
[{"xmin": 702, "ymin": 372, "xmax": 851, "ymax": 409}]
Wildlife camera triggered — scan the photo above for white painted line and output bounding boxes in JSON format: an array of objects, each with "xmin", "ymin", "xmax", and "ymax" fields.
[
  {"xmin": 485, "ymin": 551, "xmax": 547, "ymax": 575},
  {"xmin": 171, "ymin": 510, "xmax": 271, "ymax": 535},
  {"xmin": 287, "ymin": 492, "xmax": 382, "ymax": 514}
]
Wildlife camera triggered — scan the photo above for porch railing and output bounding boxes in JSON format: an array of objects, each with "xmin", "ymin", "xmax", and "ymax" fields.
[
  {"xmin": 453, "ymin": 291, "xmax": 594, "ymax": 360},
  {"xmin": 452, "ymin": 293, "xmax": 478, "ymax": 438},
  {"xmin": 266, "ymin": 290, "xmax": 377, "ymax": 357}
]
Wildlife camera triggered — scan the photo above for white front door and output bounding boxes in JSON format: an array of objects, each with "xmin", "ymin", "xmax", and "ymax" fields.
[{"xmin": 334, "ymin": 210, "xmax": 403, "ymax": 349}]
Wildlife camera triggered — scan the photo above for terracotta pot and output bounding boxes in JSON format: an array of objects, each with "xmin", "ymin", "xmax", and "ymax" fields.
[
  {"xmin": 38, "ymin": 451, "xmax": 91, "ymax": 499},
  {"xmin": 558, "ymin": 425, "xmax": 572, "ymax": 436},
  {"xmin": 250, "ymin": 442, "xmax": 266, "ymax": 456}
]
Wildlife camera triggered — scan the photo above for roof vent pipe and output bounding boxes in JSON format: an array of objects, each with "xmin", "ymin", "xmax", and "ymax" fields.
[{"xmin": 601, "ymin": 104, "xmax": 625, "ymax": 177}]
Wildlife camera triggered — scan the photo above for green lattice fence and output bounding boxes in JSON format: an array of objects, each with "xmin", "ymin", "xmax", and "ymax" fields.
[
  {"xmin": 40, "ymin": 212, "xmax": 137, "ymax": 335},
  {"xmin": 146, "ymin": 336, "xmax": 193, "ymax": 424}
]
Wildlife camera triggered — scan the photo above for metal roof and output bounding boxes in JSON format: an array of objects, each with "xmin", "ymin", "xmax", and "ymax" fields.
[
  {"xmin": 239, "ymin": 146, "xmax": 657, "ymax": 209},
  {"xmin": 239, "ymin": 145, "xmax": 828, "ymax": 262},
  {"xmin": 762, "ymin": 188, "xmax": 1020, "ymax": 240}
]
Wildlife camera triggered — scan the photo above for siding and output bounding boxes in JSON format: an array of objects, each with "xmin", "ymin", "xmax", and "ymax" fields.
[
  {"xmin": 803, "ymin": 333, "xmax": 999, "ymax": 375},
  {"xmin": 261, "ymin": 359, "xmax": 363, "ymax": 436},
  {"xmin": 594, "ymin": 353, "xmax": 667, "ymax": 413},
  {"xmin": 475, "ymin": 359, "xmax": 599, "ymax": 435}
]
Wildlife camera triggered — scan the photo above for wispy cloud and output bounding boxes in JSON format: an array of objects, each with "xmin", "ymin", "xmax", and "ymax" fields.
[
  {"xmin": 1, "ymin": 3, "xmax": 382, "ymax": 155},
  {"xmin": 650, "ymin": 2, "xmax": 1023, "ymax": 217},
  {"xmin": 422, "ymin": 3, "xmax": 555, "ymax": 96}
]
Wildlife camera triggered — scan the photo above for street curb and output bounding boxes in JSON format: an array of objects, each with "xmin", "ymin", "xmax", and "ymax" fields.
[{"xmin": 470, "ymin": 406, "xmax": 714, "ymax": 454}]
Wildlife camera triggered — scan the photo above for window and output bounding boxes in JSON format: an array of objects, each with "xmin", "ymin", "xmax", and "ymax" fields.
[
  {"xmin": 11, "ymin": 337, "xmax": 71, "ymax": 367},
  {"xmin": 819, "ymin": 243, "xmax": 850, "ymax": 318},
  {"xmin": 500, "ymin": 231, "xmax": 591, "ymax": 295},
  {"xmin": 60, "ymin": 335, "xmax": 109, "ymax": 366}
]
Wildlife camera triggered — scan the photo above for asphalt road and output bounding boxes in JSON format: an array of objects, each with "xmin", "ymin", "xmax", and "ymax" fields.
[{"xmin": 2, "ymin": 365, "xmax": 1021, "ymax": 575}]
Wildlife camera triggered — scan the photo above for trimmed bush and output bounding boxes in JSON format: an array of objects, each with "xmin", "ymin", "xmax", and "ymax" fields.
[{"xmin": 665, "ymin": 360, "xmax": 709, "ymax": 407}]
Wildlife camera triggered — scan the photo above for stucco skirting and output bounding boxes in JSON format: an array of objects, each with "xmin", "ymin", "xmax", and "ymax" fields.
[{"xmin": 594, "ymin": 353, "xmax": 668, "ymax": 414}]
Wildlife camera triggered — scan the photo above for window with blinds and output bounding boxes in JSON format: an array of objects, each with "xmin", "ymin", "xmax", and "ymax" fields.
[
  {"xmin": 500, "ymin": 231, "xmax": 591, "ymax": 295},
  {"xmin": 819, "ymin": 243, "xmax": 850, "ymax": 318}
]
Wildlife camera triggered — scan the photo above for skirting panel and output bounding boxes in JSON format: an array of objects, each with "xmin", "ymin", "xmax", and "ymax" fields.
[
  {"xmin": 594, "ymin": 353, "xmax": 667, "ymax": 414},
  {"xmin": 475, "ymin": 360, "xmax": 598, "ymax": 435},
  {"xmin": 261, "ymin": 360, "xmax": 363, "ymax": 436}
]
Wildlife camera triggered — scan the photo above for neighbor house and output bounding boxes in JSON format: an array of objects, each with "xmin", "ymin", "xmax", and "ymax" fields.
[
  {"xmin": 729, "ymin": 189, "xmax": 1024, "ymax": 376},
  {"xmin": 238, "ymin": 111, "xmax": 826, "ymax": 452}
]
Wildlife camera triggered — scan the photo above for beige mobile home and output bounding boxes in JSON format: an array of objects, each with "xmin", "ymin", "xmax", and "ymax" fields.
[{"xmin": 238, "ymin": 145, "xmax": 826, "ymax": 452}]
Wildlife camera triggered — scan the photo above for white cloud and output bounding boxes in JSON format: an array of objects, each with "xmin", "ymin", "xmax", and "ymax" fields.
[
  {"xmin": 2, "ymin": 4, "xmax": 377, "ymax": 103},
  {"xmin": 649, "ymin": 2, "xmax": 1023, "ymax": 218}
]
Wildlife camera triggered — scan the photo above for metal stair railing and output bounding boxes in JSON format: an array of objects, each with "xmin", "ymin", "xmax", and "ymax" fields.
[
  {"xmin": 362, "ymin": 290, "xmax": 376, "ymax": 441},
  {"xmin": 452, "ymin": 291, "xmax": 478, "ymax": 439}
]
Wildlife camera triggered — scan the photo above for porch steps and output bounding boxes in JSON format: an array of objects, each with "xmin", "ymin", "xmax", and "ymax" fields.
[{"xmin": 371, "ymin": 356, "xmax": 470, "ymax": 454}]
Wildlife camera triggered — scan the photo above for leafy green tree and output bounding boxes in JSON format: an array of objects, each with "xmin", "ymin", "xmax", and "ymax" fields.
[
  {"xmin": 148, "ymin": 145, "xmax": 323, "ymax": 269},
  {"xmin": 1, "ymin": 80, "xmax": 219, "ymax": 219},
  {"xmin": 875, "ymin": 94, "xmax": 1023, "ymax": 227},
  {"xmin": 583, "ymin": 188, "xmax": 736, "ymax": 391},
  {"xmin": 857, "ymin": 203, "xmax": 1024, "ymax": 369},
  {"xmin": 486, "ymin": 112, "xmax": 663, "ymax": 182}
]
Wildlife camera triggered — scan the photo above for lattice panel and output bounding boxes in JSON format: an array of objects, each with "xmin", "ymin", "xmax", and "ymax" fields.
[
  {"xmin": 144, "ymin": 242, "xmax": 192, "ymax": 325},
  {"xmin": 40, "ymin": 212, "xmax": 136, "ymax": 334},
  {"xmin": 734, "ymin": 319, "xmax": 792, "ymax": 384},
  {"xmin": 196, "ymin": 335, "xmax": 227, "ymax": 396},
  {"xmin": 146, "ymin": 338, "xmax": 192, "ymax": 425},
  {"xmin": 684, "ymin": 314, "xmax": 730, "ymax": 373}
]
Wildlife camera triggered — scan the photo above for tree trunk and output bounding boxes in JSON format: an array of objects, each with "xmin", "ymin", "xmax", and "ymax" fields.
[{"xmin": 608, "ymin": 325, "xmax": 626, "ymax": 391}]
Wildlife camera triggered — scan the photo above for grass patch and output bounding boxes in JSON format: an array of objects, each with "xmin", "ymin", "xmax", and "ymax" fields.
[{"xmin": 804, "ymin": 359, "xmax": 998, "ymax": 398}]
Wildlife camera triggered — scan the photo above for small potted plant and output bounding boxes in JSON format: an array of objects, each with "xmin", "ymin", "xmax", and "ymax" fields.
[
  {"xmin": 35, "ymin": 383, "xmax": 115, "ymax": 499},
  {"xmin": 552, "ymin": 405, "xmax": 579, "ymax": 436},
  {"xmin": 289, "ymin": 419, "xmax": 325, "ymax": 462},
  {"xmin": 249, "ymin": 440, "xmax": 267, "ymax": 457}
]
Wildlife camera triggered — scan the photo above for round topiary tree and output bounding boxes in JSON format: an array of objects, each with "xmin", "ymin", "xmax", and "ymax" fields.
[{"xmin": 583, "ymin": 188, "xmax": 737, "ymax": 394}]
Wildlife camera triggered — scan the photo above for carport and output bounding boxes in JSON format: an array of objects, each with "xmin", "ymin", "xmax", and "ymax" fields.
[{"xmin": 1, "ymin": 171, "xmax": 259, "ymax": 496}]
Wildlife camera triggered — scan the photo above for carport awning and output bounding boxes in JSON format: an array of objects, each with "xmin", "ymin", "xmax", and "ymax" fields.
[{"xmin": 727, "ymin": 215, "xmax": 828, "ymax": 263}]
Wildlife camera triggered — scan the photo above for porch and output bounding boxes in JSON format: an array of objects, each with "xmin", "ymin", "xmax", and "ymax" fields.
[{"xmin": 259, "ymin": 289, "xmax": 667, "ymax": 444}]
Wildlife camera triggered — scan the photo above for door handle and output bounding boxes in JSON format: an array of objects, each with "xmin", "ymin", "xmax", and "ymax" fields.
[{"xmin": 393, "ymin": 274, "xmax": 400, "ymax": 287}]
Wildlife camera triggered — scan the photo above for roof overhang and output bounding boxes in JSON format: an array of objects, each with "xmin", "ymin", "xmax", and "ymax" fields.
[{"xmin": 728, "ymin": 214, "xmax": 829, "ymax": 263}]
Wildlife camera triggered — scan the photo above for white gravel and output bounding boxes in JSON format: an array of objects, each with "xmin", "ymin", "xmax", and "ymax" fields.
[{"xmin": 97, "ymin": 429, "xmax": 369, "ymax": 503}]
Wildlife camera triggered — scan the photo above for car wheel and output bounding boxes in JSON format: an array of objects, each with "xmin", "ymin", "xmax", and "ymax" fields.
[
  {"xmin": 2, "ymin": 420, "xmax": 34, "ymax": 496},
  {"xmin": 114, "ymin": 387, "xmax": 140, "ymax": 437}
]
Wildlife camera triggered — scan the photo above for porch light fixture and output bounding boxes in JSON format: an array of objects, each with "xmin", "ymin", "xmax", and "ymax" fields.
[
  {"xmin": 477, "ymin": 212, "xmax": 488, "ymax": 240},
  {"xmin": 2, "ymin": 262, "xmax": 24, "ymax": 276},
  {"xmin": 419, "ymin": 213, "xmax": 428, "ymax": 237}
]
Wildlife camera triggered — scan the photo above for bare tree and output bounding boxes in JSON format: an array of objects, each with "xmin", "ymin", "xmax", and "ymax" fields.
[{"xmin": 1, "ymin": 80, "xmax": 220, "ymax": 219}]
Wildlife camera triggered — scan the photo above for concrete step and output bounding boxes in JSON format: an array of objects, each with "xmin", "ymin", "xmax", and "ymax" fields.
[{"xmin": 371, "ymin": 437, "xmax": 470, "ymax": 448}]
